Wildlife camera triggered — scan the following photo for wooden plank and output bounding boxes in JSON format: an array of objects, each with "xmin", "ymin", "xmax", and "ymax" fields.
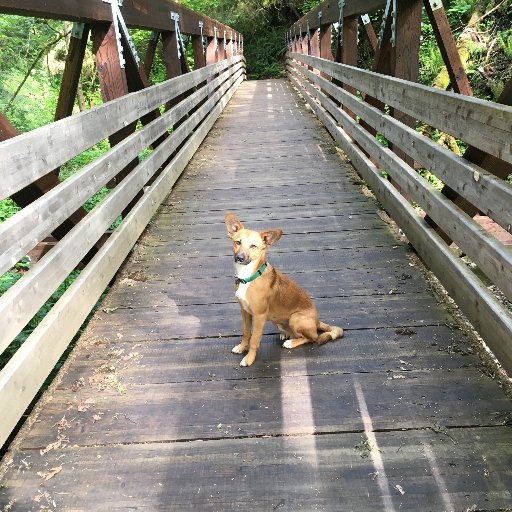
[
  {"xmin": 56, "ymin": 324, "xmax": 479, "ymax": 388},
  {"xmin": 0, "ymin": 63, "xmax": 244, "ymax": 276},
  {"xmin": 287, "ymin": 59, "xmax": 512, "ymax": 232},
  {"xmin": 0, "ymin": 67, "xmax": 245, "ymax": 357},
  {"xmin": 19, "ymin": 367, "xmax": 512, "ymax": 448},
  {"xmin": 289, "ymin": 71, "xmax": 512, "ymax": 372},
  {"xmin": 0, "ymin": 56, "xmax": 241, "ymax": 200},
  {"xmin": 0, "ymin": 72, "xmax": 244, "ymax": 449},
  {"xmin": 0, "ymin": 0, "xmax": 238, "ymax": 38},
  {"xmin": 86, "ymin": 293, "xmax": 451, "ymax": 344},
  {"xmin": 288, "ymin": 64, "xmax": 512, "ymax": 301},
  {"xmin": 2, "ymin": 427, "xmax": 511, "ymax": 510},
  {"xmin": 288, "ymin": 52, "xmax": 512, "ymax": 165},
  {"xmin": 100, "ymin": 268, "xmax": 427, "ymax": 311}
]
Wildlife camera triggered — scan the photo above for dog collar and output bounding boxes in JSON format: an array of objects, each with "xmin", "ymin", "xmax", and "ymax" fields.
[{"xmin": 235, "ymin": 261, "xmax": 267, "ymax": 285}]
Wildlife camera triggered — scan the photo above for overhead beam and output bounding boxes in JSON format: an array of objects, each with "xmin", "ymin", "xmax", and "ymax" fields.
[
  {"xmin": 291, "ymin": 0, "xmax": 386, "ymax": 35},
  {"xmin": 0, "ymin": 0, "xmax": 237, "ymax": 39}
]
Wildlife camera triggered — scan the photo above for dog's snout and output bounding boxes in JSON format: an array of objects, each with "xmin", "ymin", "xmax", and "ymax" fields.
[{"xmin": 235, "ymin": 252, "xmax": 248, "ymax": 264}]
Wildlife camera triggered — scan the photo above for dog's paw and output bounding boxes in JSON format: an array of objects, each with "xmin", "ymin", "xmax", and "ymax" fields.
[
  {"xmin": 279, "ymin": 333, "xmax": 290, "ymax": 341},
  {"xmin": 282, "ymin": 339, "xmax": 294, "ymax": 349},
  {"xmin": 232, "ymin": 343, "xmax": 247, "ymax": 354},
  {"xmin": 240, "ymin": 354, "xmax": 255, "ymax": 367}
]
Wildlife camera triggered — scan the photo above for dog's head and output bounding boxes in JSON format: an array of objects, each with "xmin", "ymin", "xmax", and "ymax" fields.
[{"xmin": 224, "ymin": 212, "xmax": 282, "ymax": 266}]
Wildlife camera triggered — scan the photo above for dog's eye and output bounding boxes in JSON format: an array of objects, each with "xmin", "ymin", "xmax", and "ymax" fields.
[
  {"xmin": 250, "ymin": 244, "xmax": 257, "ymax": 250},
  {"xmin": 235, "ymin": 240, "xmax": 241, "ymax": 246}
]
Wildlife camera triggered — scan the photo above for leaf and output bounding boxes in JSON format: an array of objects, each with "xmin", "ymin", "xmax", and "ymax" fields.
[
  {"xmin": 45, "ymin": 465, "xmax": 62, "ymax": 480},
  {"xmin": 40, "ymin": 439, "xmax": 62, "ymax": 456}
]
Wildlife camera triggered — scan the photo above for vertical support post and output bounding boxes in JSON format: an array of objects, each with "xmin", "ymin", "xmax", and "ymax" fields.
[
  {"xmin": 301, "ymin": 29, "xmax": 308, "ymax": 54},
  {"xmin": 55, "ymin": 23, "xmax": 90, "ymax": 121},
  {"xmin": 310, "ymin": 26, "xmax": 320, "ymax": 59},
  {"xmin": 91, "ymin": 21, "xmax": 140, "ymax": 209},
  {"xmin": 92, "ymin": 23, "xmax": 129, "ymax": 103},
  {"xmin": 192, "ymin": 35, "xmax": 205, "ymax": 68},
  {"xmin": 341, "ymin": 14, "xmax": 358, "ymax": 116},
  {"xmin": 390, "ymin": 0, "xmax": 422, "ymax": 169},
  {"xmin": 320, "ymin": 24, "xmax": 333, "ymax": 61},
  {"xmin": 206, "ymin": 36, "xmax": 217, "ymax": 65}
]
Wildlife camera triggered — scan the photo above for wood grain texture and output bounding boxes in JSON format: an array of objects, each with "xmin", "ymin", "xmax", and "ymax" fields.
[
  {"xmin": 1, "ymin": 80, "xmax": 511, "ymax": 511},
  {"xmin": 0, "ymin": 0, "xmax": 239, "ymax": 38},
  {"xmin": 289, "ymin": 52, "xmax": 512, "ymax": 165},
  {"xmin": 287, "ymin": 62, "xmax": 512, "ymax": 302},
  {"xmin": 288, "ymin": 70, "xmax": 512, "ymax": 372}
]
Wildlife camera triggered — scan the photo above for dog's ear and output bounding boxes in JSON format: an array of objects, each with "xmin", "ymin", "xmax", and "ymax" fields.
[
  {"xmin": 225, "ymin": 212, "xmax": 243, "ymax": 237},
  {"xmin": 260, "ymin": 229, "xmax": 282, "ymax": 247}
]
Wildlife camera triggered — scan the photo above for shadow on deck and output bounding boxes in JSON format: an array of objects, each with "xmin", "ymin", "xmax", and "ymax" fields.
[{"xmin": 1, "ymin": 80, "xmax": 511, "ymax": 511}]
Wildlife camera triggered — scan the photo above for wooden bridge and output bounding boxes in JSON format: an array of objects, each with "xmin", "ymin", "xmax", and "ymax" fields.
[{"xmin": 1, "ymin": 1, "xmax": 512, "ymax": 510}]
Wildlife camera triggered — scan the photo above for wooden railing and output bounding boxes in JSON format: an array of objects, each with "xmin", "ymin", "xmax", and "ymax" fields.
[
  {"xmin": 0, "ymin": 55, "xmax": 246, "ymax": 446},
  {"xmin": 286, "ymin": 51, "xmax": 512, "ymax": 373}
]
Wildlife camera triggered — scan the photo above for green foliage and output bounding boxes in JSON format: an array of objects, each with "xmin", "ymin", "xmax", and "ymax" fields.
[
  {"xmin": 244, "ymin": 27, "xmax": 288, "ymax": 79},
  {"xmin": 498, "ymin": 32, "xmax": 512, "ymax": 59},
  {"xmin": 0, "ymin": 198, "xmax": 20, "ymax": 222}
]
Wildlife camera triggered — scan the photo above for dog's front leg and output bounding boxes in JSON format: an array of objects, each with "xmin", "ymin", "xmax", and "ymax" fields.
[
  {"xmin": 240, "ymin": 313, "xmax": 266, "ymax": 367},
  {"xmin": 232, "ymin": 307, "xmax": 252, "ymax": 355}
]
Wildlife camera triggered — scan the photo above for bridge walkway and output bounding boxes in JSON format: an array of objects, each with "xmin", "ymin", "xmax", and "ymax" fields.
[{"xmin": 1, "ymin": 79, "xmax": 511, "ymax": 511}]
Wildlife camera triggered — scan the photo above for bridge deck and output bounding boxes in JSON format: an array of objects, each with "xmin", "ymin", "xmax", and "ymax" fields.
[{"xmin": 1, "ymin": 79, "xmax": 512, "ymax": 511}]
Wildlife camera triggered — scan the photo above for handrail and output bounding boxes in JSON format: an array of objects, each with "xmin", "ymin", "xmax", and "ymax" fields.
[
  {"xmin": 286, "ymin": 51, "xmax": 512, "ymax": 374},
  {"xmin": 0, "ymin": 55, "xmax": 246, "ymax": 447}
]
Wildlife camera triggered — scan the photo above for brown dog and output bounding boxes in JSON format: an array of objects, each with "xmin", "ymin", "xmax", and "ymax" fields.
[{"xmin": 225, "ymin": 212, "xmax": 343, "ymax": 367}]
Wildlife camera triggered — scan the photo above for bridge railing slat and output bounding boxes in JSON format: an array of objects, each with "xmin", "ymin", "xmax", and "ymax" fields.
[
  {"xmin": 0, "ymin": 60, "xmax": 243, "ymax": 277},
  {"xmin": 290, "ymin": 53, "xmax": 512, "ymax": 167},
  {"xmin": 286, "ymin": 52, "xmax": 512, "ymax": 374},
  {"xmin": 287, "ymin": 59, "xmax": 512, "ymax": 303},
  {"xmin": 0, "ymin": 56, "xmax": 245, "ymax": 448},
  {"xmin": 0, "ymin": 59, "xmax": 237, "ymax": 202}
]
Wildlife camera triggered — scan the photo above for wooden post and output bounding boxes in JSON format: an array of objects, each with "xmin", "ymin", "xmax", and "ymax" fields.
[
  {"xmin": 302, "ymin": 32, "xmax": 308, "ymax": 55},
  {"xmin": 310, "ymin": 27, "xmax": 319, "ymax": 56},
  {"xmin": 424, "ymin": 0, "xmax": 472, "ymax": 96},
  {"xmin": 55, "ymin": 23, "xmax": 90, "ymax": 121},
  {"xmin": 92, "ymin": 23, "xmax": 129, "ymax": 103},
  {"xmin": 341, "ymin": 15, "xmax": 358, "ymax": 116},
  {"xmin": 192, "ymin": 34, "xmax": 205, "ymax": 69},
  {"xmin": 143, "ymin": 31, "xmax": 160, "ymax": 78},
  {"xmin": 320, "ymin": 24, "xmax": 334, "ymax": 61},
  {"xmin": 92, "ymin": 22, "xmax": 139, "ymax": 204},
  {"xmin": 206, "ymin": 36, "xmax": 217, "ymax": 65},
  {"xmin": 389, "ymin": 0, "xmax": 422, "ymax": 170}
]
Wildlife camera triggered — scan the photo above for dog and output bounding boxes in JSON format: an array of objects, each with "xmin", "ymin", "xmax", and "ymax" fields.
[{"xmin": 225, "ymin": 212, "xmax": 343, "ymax": 367}]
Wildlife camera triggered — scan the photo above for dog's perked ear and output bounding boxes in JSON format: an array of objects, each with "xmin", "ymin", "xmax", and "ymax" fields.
[
  {"xmin": 224, "ymin": 212, "xmax": 244, "ymax": 237},
  {"xmin": 260, "ymin": 229, "xmax": 283, "ymax": 247}
]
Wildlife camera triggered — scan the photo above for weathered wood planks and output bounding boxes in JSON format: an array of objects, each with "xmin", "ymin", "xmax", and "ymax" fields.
[{"xmin": 1, "ymin": 79, "xmax": 511, "ymax": 512}]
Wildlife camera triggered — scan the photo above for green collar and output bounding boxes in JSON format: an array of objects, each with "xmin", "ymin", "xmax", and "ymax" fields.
[{"xmin": 236, "ymin": 261, "xmax": 267, "ymax": 285}]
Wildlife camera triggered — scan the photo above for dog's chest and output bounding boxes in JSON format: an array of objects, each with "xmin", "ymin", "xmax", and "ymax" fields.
[{"xmin": 235, "ymin": 283, "xmax": 252, "ymax": 313}]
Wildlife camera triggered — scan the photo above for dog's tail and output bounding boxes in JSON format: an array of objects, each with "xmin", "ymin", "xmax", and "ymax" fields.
[{"xmin": 316, "ymin": 321, "xmax": 344, "ymax": 345}]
